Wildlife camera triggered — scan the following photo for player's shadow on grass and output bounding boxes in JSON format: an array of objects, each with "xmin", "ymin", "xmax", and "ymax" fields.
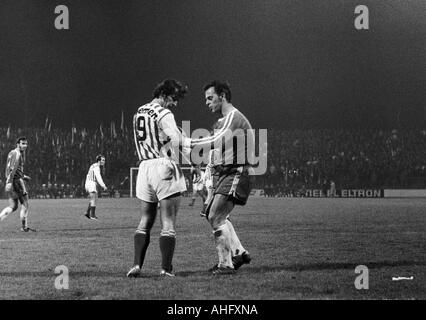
[
  {"xmin": 2, "ymin": 261, "xmax": 425, "ymax": 278},
  {"xmin": 41, "ymin": 226, "xmax": 136, "ymax": 232},
  {"xmin": 176, "ymin": 260, "xmax": 426, "ymax": 277},
  {"xmin": 279, "ymin": 260, "xmax": 426, "ymax": 272},
  {"xmin": 0, "ymin": 270, "xmax": 131, "ymax": 277}
]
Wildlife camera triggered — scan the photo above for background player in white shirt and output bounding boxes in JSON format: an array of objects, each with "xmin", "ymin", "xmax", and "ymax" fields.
[
  {"xmin": 127, "ymin": 79, "xmax": 191, "ymax": 278},
  {"xmin": 199, "ymin": 149, "xmax": 217, "ymax": 217},
  {"xmin": 188, "ymin": 165, "xmax": 206, "ymax": 208},
  {"xmin": 84, "ymin": 155, "xmax": 107, "ymax": 220}
]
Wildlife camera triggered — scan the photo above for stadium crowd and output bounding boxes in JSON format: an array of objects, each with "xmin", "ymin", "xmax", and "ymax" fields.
[
  {"xmin": 260, "ymin": 128, "xmax": 426, "ymax": 196},
  {"xmin": 0, "ymin": 126, "xmax": 425, "ymax": 198}
]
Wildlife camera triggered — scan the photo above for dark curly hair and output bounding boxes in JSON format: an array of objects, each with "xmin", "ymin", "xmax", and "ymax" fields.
[
  {"xmin": 96, "ymin": 154, "xmax": 105, "ymax": 162},
  {"xmin": 152, "ymin": 79, "xmax": 188, "ymax": 101},
  {"xmin": 16, "ymin": 136, "xmax": 28, "ymax": 145}
]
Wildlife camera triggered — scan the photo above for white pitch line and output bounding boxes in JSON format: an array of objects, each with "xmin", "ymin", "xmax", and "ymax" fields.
[{"xmin": 392, "ymin": 276, "xmax": 414, "ymax": 281}]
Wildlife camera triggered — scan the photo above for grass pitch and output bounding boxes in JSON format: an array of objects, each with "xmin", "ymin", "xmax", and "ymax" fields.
[{"xmin": 0, "ymin": 197, "xmax": 425, "ymax": 299}]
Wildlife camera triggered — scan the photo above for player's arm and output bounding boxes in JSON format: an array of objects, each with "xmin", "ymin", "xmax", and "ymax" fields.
[
  {"xmin": 94, "ymin": 166, "xmax": 107, "ymax": 190},
  {"xmin": 190, "ymin": 111, "xmax": 235, "ymax": 148},
  {"xmin": 201, "ymin": 171, "xmax": 207, "ymax": 185},
  {"xmin": 5, "ymin": 151, "xmax": 19, "ymax": 184},
  {"xmin": 159, "ymin": 113, "xmax": 192, "ymax": 155}
]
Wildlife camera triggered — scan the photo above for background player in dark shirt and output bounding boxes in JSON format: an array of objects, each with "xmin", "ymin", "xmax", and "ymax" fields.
[
  {"xmin": 191, "ymin": 81, "xmax": 253, "ymax": 274},
  {"xmin": 0, "ymin": 137, "xmax": 34, "ymax": 232}
]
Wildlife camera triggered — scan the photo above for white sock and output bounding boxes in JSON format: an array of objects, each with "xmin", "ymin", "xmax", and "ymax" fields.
[
  {"xmin": 214, "ymin": 224, "xmax": 233, "ymax": 268},
  {"xmin": 20, "ymin": 208, "xmax": 28, "ymax": 228},
  {"xmin": 226, "ymin": 219, "xmax": 246, "ymax": 256}
]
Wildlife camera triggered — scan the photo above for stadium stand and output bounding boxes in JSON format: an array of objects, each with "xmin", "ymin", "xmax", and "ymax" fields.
[{"xmin": 0, "ymin": 127, "xmax": 424, "ymax": 198}]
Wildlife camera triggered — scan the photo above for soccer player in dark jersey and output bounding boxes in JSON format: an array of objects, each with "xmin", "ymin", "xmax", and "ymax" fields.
[
  {"xmin": 191, "ymin": 81, "xmax": 253, "ymax": 274},
  {"xmin": 0, "ymin": 137, "xmax": 34, "ymax": 232},
  {"xmin": 126, "ymin": 79, "xmax": 191, "ymax": 278}
]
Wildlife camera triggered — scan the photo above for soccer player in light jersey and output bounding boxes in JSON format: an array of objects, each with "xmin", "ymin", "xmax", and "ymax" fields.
[
  {"xmin": 188, "ymin": 165, "xmax": 206, "ymax": 207},
  {"xmin": 190, "ymin": 81, "xmax": 253, "ymax": 274},
  {"xmin": 200, "ymin": 150, "xmax": 217, "ymax": 217},
  {"xmin": 0, "ymin": 137, "xmax": 34, "ymax": 232},
  {"xmin": 84, "ymin": 155, "xmax": 107, "ymax": 220},
  {"xmin": 127, "ymin": 79, "xmax": 191, "ymax": 278}
]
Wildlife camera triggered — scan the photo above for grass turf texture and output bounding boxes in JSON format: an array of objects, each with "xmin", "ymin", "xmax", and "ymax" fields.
[{"xmin": 0, "ymin": 197, "xmax": 425, "ymax": 299}]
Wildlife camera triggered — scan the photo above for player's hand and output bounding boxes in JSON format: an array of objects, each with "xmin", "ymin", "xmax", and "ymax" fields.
[
  {"xmin": 103, "ymin": 186, "xmax": 108, "ymax": 191},
  {"xmin": 5, "ymin": 183, "xmax": 12, "ymax": 192},
  {"xmin": 23, "ymin": 175, "xmax": 31, "ymax": 182},
  {"xmin": 181, "ymin": 145, "xmax": 191, "ymax": 156}
]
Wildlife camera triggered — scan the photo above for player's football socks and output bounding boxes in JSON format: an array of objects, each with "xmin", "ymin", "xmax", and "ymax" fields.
[
  {"xmin": 226, "ymin": 219, "xmax": 246, "ymax": 256},
  {"xmin": 126, "ymin": 265, "xmax": 141, "ymax": 278},
  {"xmin": 159, "ymin": 233, "xmax": 176, "ymax": 274},
  {"xmin": 214, "ymin": 225, "xmax": 234, "ymax": 269},
  {"xmin": 232, "ymin": 251, "xmax": 251, "ymax": 270},
  {"xmin": 89, "ymin": 207, "xmax": 98, "ymax": 220},
  {"xmin": 134, "ymin": 231, "xmax": 150, "ymax": 268},
  {"xmin": 85, "ymin": 205, "xmax": 91, "ymax": 219}
]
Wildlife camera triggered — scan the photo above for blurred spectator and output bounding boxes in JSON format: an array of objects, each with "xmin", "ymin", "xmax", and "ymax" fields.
[{"xmin": 0, "ymin": 126, "xmax": 424, "ymax": 198}]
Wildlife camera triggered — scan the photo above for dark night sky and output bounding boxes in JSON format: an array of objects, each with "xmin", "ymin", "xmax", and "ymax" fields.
[{"xmin": 0, "ymin": 0, "xmax": 425, "ymax": 130}]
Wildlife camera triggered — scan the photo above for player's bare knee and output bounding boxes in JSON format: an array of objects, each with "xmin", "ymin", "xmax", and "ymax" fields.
[
  {"xmin": 137, "ymin": 219, "xmax": 152, "ymax": 232},
  {"xmin": 161, "ymin": 216, "xmax": 176, "ymax": 232},
  {"xmin": 209, "ymin": 213, "xmax": 226, "ymax": 229}
]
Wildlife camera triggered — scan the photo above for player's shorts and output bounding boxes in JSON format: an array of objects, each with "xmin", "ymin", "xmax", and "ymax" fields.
[
  {"xmin": 8, "ymin": 178, "xmax": 28, "ymax": 204},
  {"xmin": 213, "ymin": 165, "xmax": 251, "ymax": 205},
  {"xmin": 203, "ymin": 165, "xmax": 251, "ymax": 218},
  {"xmin": 136, "ymin": 158, "xmax": 186, "ymax": 203},
  {"xmin": 192, "ymin": 182, "xmax": 204, "ymax": 192},
  {"xmin": 85, "ymin": 181, "xmax": 98, "ymax": 193}
]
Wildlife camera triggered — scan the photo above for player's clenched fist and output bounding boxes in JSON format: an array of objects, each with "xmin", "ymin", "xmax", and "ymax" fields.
[{"xmin": 23, "ymin": 175, "xmax": 31, "ymax": 182}]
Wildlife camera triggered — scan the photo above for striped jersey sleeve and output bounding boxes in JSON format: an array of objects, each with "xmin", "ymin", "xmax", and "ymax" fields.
[{"xmin": 133, "ymin": 102, "xmax": 172, "ymax": 161}]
